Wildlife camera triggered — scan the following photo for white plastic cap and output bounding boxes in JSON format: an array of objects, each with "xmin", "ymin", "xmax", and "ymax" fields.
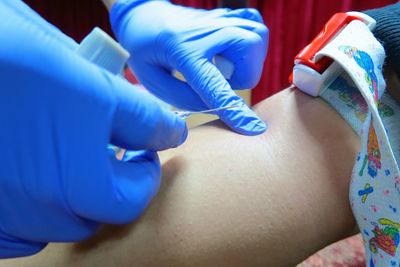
[
  {"xmin": 293, "ymin": 12, "xmax": 376, "ymax": 96},
  {"xmin": 346, "ymin": 11, "xmax": 376, "ymax": 30},
  {"xmin": 75, "ymin": 27, "xmax": 130, "ymax": 75},
  {"xmin": 293, "ymin": 62, "xmax": 342, "ymax": 96}
]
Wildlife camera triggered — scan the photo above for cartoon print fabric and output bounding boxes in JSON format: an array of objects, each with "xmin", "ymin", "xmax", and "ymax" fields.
[
  {"xmin": 314, "ymin": 20, "xmax": 400, "ymax": 266},
  {"xmin": 322, "ymin": 74, "xmax": 400, "ymax": 266}
]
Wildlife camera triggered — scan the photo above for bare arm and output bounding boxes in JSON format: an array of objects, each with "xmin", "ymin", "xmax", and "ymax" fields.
[
  {"xmin": 101, "ymin": 0, "xmax": 116, "ymax": 10},
  {"xmin": 0, "ymin": 87, "xmax": 359, "ymax": 267}
]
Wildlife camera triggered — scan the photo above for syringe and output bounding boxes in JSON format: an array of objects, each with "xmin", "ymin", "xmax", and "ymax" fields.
[{"xmin": 174, "ymin": 104, "xmax": 242, "ymax": 119}]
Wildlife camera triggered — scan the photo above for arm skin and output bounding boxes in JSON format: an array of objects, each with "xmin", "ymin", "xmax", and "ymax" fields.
[
  {"xmin": 0, "ymin": 87, "xmax": 359, "ymax": 267},
  {"xmin": 102, "ymin": 0, "xmax": 116, "ymax": 10}
]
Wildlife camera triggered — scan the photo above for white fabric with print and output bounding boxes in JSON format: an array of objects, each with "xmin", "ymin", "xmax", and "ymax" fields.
[{"xmin": 313, "ymin": 20, "xmax": 400, "ymax": 266}]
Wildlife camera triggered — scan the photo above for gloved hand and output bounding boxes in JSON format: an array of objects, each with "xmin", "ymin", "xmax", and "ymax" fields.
[
  {"xmin": 110, "ymin": 0, "xmax": 269, "ymax": 135},
  {"xmin": 0, "ymin": 0, "xmax": 187, "ymax": 258}
]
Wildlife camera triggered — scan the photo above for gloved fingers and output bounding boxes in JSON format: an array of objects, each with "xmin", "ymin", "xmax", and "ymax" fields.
[
  {"xmin": 3, "ymin": 8, "xmax": 186, "ymax": 153},
  {"xmin": 219, "ymin": 27, "xmax": 267, "ymax": 90},
  {"xmin": 210, "ymin": 15, "xmax": 268, "ymax": 47},
  {"xmin": 130, "ymin": 63, "xmax": 208, "ymax": 111},
  {"xmin": 108, "ymin": 150, "xmax": 161, "ymax": 224},
  {"xmin": 53, "ymin": 37, "xmax": 188, "ymax": 152},
  {"xmin": 69, "ymin": 150, "xmax": 161, "ymax": 224},
  {"xmin": 197, "ymin": 27, "xmax": 268, "ymax": 90},
  {"xmin": 222, "ymin": 8, "xmax": 264, "ymax": 24},
  {"xmin": 109, "ymin": 75, "xmax": 188, "ymax": 151},
  {"xmin": 176, "ymin": 57, "xmax": 266, "ymax": 135},
  {"xmin": 0, "ymin": 238, "xmax": 46, "ymax": 259}
]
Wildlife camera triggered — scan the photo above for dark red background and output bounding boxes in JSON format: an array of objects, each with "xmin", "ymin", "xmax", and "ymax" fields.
[{"xmin": 24, "ymin": 0, "xmax": 396, "ymax": 104}]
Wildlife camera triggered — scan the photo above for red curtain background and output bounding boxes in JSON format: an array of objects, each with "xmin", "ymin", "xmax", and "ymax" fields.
[{"xmin": 24, "ymin": 0, "xmax": 396, "ymax": 104}]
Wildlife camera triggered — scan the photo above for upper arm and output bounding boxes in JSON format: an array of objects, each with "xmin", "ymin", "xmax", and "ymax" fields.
[
  {"xmin": 101, "ymin": 0, "xmax": 115, "ymax": 10},
  {"xmin": 0, "ymin": 88, "xmax": 360, "ymax": 267}
]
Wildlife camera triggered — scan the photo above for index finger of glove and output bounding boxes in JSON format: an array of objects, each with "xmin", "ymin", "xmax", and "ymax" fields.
[{"xmin": 177, "ymin": 57, "xmax": 266, "ymax": 135}]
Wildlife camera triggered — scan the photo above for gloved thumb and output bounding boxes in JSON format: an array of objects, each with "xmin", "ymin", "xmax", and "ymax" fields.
[
  {"xmin": 102, "ymin": 72, "xmax": 188, "ymax": 151},
  {"xmin": 0, "ymin": 230, "xmax": 46, "ymax": 258},
  {"xmin": 68, "ymin": 149, "xmax": 161, "ymax": 224}
]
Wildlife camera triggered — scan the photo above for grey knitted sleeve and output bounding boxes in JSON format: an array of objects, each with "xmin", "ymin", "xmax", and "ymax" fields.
[{"xmin": 363, "ymin": 3, "xmax": 400, "ymax": 77}]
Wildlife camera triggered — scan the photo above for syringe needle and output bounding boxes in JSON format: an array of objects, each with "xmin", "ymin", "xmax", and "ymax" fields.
[{"xmin": 174, "ymin": 103, "xmax": 242, "ymax": 119}]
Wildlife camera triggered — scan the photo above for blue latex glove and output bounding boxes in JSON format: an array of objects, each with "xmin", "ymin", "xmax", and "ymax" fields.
[
  {"xmin": 0, "ymin": 0, "xmax": 187, "ymax": 258},
  {"xmin": 110, "ymin": 0, "xmax": 269, "ymax": 135}
]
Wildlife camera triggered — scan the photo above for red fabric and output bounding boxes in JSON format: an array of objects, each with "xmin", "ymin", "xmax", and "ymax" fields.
[
  {"xmin": 24, "ymin": 0, "xmax": 396, "ymax": 104},
  {"xmin": 23, "ymin": 0, "xmax": 215, "ymax": 42},
  {"xmin": 23, "ymin": 0, "xmax": 113, "ymax": 42},
  {"xmin": 173, "ymin": 0, "xmax": 216, "ymax": 9},
  {"xmin": 298, "ymin": 234, "xmax": 366, "ymax": 267}
]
